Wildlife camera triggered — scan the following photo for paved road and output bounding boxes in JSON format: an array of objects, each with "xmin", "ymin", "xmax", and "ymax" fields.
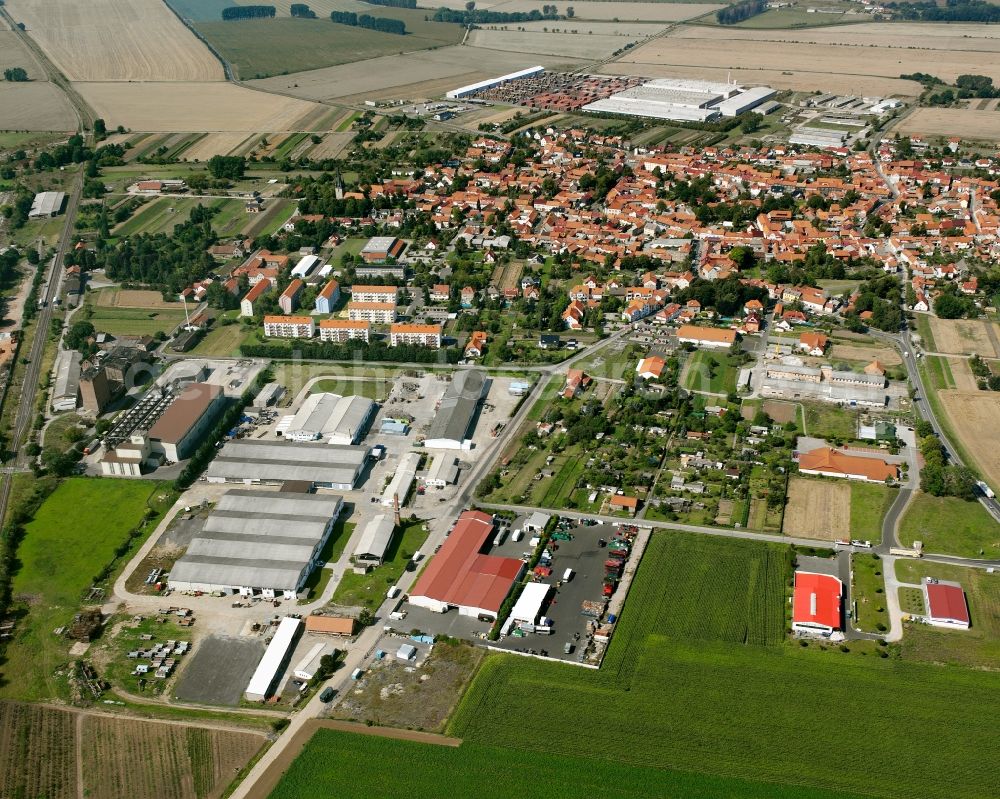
[{"xmin": 873, "ymin": 327, "xmax": 1000, "ymax": 522}]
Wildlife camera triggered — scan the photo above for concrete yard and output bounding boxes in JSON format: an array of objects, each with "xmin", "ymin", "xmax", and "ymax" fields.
[{"xmin": 174, "ymin": 634, "xmax": 266, "ymax": 705}]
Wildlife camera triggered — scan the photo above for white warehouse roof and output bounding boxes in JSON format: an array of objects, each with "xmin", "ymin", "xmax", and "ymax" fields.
[
  {"xmin": 716, "ymin": 86, "xmax": 777, "ymax": 117},
  {"xmin": 284, "ymin": 392, "xmax": 376, "ymax": 445},
  {"xmin": 354, "ymin": 513, "xmax": 396, "ymax": 564},
  {"xmin": 510, "ymin": 582, "xmax": 551, "ymax": 625},
  {"xmin": 245, "ymin": 617, "xmax": 301, "ymax": 701},
  {"xmin": 446, "ymin": 65, "xmax": 544, "ymax": 99},
  {"xmin": 381, "ymin": 451, "xmax": 421, "ymax": 507},
  {"xmin": 291, "ymin": 254, "xmax": 322, "ymax": 279}
]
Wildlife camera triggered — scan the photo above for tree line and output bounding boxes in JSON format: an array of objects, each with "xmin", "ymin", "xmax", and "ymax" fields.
[
  {"xmin": 433, "ymin": 7, "xmax": 559, "ymax": 23},
  {"xmin": 330, "ymin": 10, "xmax": 406, "ymax": 34},
  {"xmin": 290, "ymin": 3, "xmax": 315, "ymax": 17},
  {"xmin": 361, "ymin": 0, "xmax": 416, "ymax": 7},
  {"xmin": 221, "ymin": 5, "xmax": 275, "ymax": 20},
  {"xmin": 240, "ymin": 339, "xmax": 461, "ymax": 364},
  {"xmin": 716, "ymin": 0, "xmax": 766, "ymax": 25},
  {"xmin": 886, "ymin": 0, "xmax": 1000, "ymax": 22}
]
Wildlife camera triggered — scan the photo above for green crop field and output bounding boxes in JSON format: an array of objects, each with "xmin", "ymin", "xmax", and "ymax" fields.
[
  {"xmin": 849, "ymin": 481, "xmax": 896, "ymax": 544},
  {"xmin": 269, "ymin": 729, "xmax": 865, "ymax": 799},
  {"xmin": 444, "ymin": 531, "xmax": 1000, "ymax": 799},
  {"xmin": 0, "ymin": 479, "xmax": 175, "ymax": 701},
  {"xmin": 899, "ymin": 493, "xmax": 1000, "ymax": 557},
  {"xmin": 194, "ymin": 15, "xmax": 463, "ymax": 79}
]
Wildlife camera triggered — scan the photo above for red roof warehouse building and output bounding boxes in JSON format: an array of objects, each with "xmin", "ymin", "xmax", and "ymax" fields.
[
  {"xmin": 792, "ymin": 571, "xmax": 843, "ymax": 636},
  {"xmin": 408, "ymin": 511, "xmax": 524, "ymax": 620},
  {"xmin": 924, "ymin": 580, "xmax": 970, "ymax": 629}
]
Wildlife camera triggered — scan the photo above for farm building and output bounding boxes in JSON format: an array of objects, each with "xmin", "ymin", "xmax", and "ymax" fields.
[
  {"xmin": 205, "ymin": 439, "xmax": 370, "ymax": 490},
  {"xmin": 147, "ymin": 382, "xmax": 225, "ymax": 462},
  {"xmin": 283, "ymin": 392, "xmax": 376, "ymax": 445},
  {"xmin": 798, "ymin": 447, "xmax": 898, "ymax": 483},
  {"xmin": 409, "ymin": 510, "xmax": 525, "ymax": 620},
  {"xmin": 924, "ymin": 580, "xmax": 970, "ymax": 629},
  {"xmin": 381, "ymin": 452, "xmax": 421, "ymax": 507},
  {"xmin": 510, "ymin": 582, "xmax": 551, "ymax": 626},
  {"xmin": 446, "ymin": 65, "xmax": 545, "ymax": 99},
  {"xmin": 792, "ymin": 571, "xmax": 842, "ymax": 636},
  {"xmin": 305, "ymin": 615, "xmax": 356, "ymax": 637},
  {"xmin": 245, "ymin": 616, "xmax": 301, "ymax": 701},
  {"xmin": 424, "ymin": 369, "xmax": 489, "ymax": 449},
  {"xmin": 168, "ymin": 490, "xmax": 344, "ymax": 598},
  {"xmin": 353, "ymin": 513, "xmax": 397, "ymax": 567},
  {"xmin": 426, "ymin": 455, "xmax": 459, "ymax": 488},
  {"xmin": 28, "ymin": 191, "xmax": 66, "ymax": 218}
]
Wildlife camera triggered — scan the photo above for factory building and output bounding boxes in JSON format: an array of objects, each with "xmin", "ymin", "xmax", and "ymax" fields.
[
  {"xmin": 716, "ymin": 86, "xmax": 777, "ymax": 117},
  {"xmin": 205, "ymin": 439, "xmax": 370, "ymax": 490},
  {"xmin": 52, "ymin": 350, "xmax": 82, "ymax": 412},
  {"xmin": 28, "ymin": 191, "xmax": 66, "ymax": 218},
  {"xmin": 169, "ymin": 490, "xmax": 344, "ymax": 599},
  {"xmin": 353, "ymin": 513, "xmax": 397, "ymax": 567},
  {"xmin": 245, "ymin": 617, "xmax": 302, "ymax": 701},
  {"xmin": 424, "ymin": 369, "xmax": 489, "ymax": 450},
  {"xmin": 583, "ymin": 78, "xmax": 774, "ymax": 123},
  {"xmin": 147, "ymin": 382, "xmax": 225, "ymax": 462},
  {"xmin": 446, "ymin": 66, "xmax": 545, "ymax": 99},
  {"xmin": 283, "ymin": 392, "xmax": 376, "ymax": 445},
  {"xmin": 381, "ymin": 451, "xmax": 421, "ymax": 507}
]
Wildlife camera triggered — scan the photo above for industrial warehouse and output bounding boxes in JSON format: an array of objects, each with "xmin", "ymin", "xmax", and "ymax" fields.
[
  {"xmin": 409, "ymin": 510, "xmax": 524, "ymax": 620},
  {"xmin": 279, "ymin": 392, "xmax": 376, "ymax": 445},
  {"xmin": 583, "ymin": 78, "xmax": 776, "ymax": 122},
  {"xmin": 423, "ymin": 369, "xmax": 489, "ymax": 450},
  {"xmin": 168, "ymin": 490, "xmax": 344, "ymax": 599},
  {"xmin": 205, "ymin": 438, "xmax": 370, "ymax": 489}
]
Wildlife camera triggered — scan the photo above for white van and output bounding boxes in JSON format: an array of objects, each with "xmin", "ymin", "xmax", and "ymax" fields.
[
  {"xmin": 387, "ymin": 585, "xmax": 400, "ymax": 599},
  {"xmin": 563, "ymin": 568, "xmax": 574, "ymax": 582}
]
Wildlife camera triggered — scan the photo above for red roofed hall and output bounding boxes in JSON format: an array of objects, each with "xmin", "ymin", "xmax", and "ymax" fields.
[
  {"xmin": 408, "ymin": 510, "xmax": 524, "ymax": 620},
  {"xmin": 798, "ymin": 447, "xmax": 898, "ymax": 483},
  {"xmin": 792, "ymin": 571, "xmax": 842, "ymax": 636},
  {"xmin": 924, "ymin": 581, "xmax": 970, "ymax": 629}
]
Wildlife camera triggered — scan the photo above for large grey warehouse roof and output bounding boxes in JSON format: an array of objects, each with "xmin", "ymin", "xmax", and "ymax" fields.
[
  {"xmin": 169, "ymin": 490, "xmax": 343, "ymax": 591},
  {"xmin": 205, "ymin": 439, "xmax": 369, "ymax": 486},
  {"xmin": 425, "ymin": 369, "xmax": 487, "ymax": 445},
  {"xmin": 285, "ymin": 392, "xmax": 375, "ymax": 444}
]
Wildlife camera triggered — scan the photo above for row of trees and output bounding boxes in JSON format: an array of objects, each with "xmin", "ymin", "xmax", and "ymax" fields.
[
  {"xmin": 917, "ymin": 424, "xmax": 977, "ymax": 500},
  {"xmin": 240, "ymin": 339, "xmax": 461, "ymax": 364},
  {"xmin": 330, "ymin": 10, "xmax": 406, "ymax": 34},
  {"xmin": 361, "ymin": 0, "xmax": 416, "ymax": 7},
  {"xmin": 290, "ymin": 3, "xmax": 315, "ymax": 18},
  {"xmin": 716, "ymin": 0, "xmax": 766, "ymax": 25},
  {"xmin": 221, "ymin": 5, "xmax": 275, "ymax": 20},
  {"xmin": 432, "ymin": 7, "xmax": 559, "ymax": 23}
]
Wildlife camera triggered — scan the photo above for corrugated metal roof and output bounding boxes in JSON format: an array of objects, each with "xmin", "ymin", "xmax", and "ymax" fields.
[{"xmin": 425, "ymin": 370, "xmax": 487, "ymax": 446}]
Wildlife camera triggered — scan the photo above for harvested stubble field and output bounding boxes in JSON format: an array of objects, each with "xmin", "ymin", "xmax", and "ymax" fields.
[
  {"xmin": 6, "ymin": 0, "xmax": 222, "ymax": 81},
  {"xmin": 762, "ymin": 399, "xmax": 798, "ymax": 424},
  {"xmin": 946, "ymin": 357, "xmax": 979, "ymax": 392},
  {"xmin": 480, "ymin": 0, "xmax": 722, "ymax": 19},
  {"xmin": 0, "ymin": 83, "xmax": 77, "ymax": 131},
  {"xmin": 514, "ymin": 20, "xmax": 668, "ymax": 34},
  {"xmin": 306, "ymin": 131, "xmax": 355, "ymax": 159},
  {"xmin": 783, "ymin": 477, "xmax": 850, "ymax": 540},
  {"xmin": 0, "ymin": 29, "xmax": 43, "ymax": 78},
  {"xmin": 0, "ymin": 702, "xmax": 76, "ymax": 799},
  {"xmin": 829, "ymin": 343, "xmax": 900, "ymax": 366},
  {"xmin": 467, "ymin": 28, "xmax": 646, "ymax": 58},
  {"xmin": 928, "ymin": 317, "xmax": 1000, "ymax": 358},
  {"xmin": 182, "ymin": 132, "xmax": 255, "ymax": 162},
  {"xmin": 615, "ymin": 28, "xmax": 996, "ymax": 88},
  {"xmin": 898, "ymin": 108, "xmax": 1000, "ymax": 142},
  {"xmin": 96, "ymin": 288, "xmax": 187, "ymax": 310},
  {"xmin": 248, "ymin": 46, "xmax": 580, "ymax": 101},
  {"xmin": 74, "ymin": 82, "xmax": 321, "ymax": 133},
  {"xmin": 81, "ymin": 715, "xmax": 264, "ymax": 799},
  {"xmin": 443, "ymin": 531, "xmax": 1000, "ymax": 799},
  {"xmin": 937, "ymin": 390, "xmax": 1000, "ymax": 492}
]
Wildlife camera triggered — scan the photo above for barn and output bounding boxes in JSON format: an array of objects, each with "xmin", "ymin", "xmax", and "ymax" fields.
[{"xmin": 792, "ymin": 571, "xmax": 842, "ymax": 636}]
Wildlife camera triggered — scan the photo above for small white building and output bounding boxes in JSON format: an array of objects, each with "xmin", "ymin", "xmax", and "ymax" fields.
[
  {"xmin": 381, "ymin": 452, "xmax": 421, "ymax": 507},
  {"xmin": 425, "ymin": 455, "xmax": 459, "ymax": 488},
  {"xmin": 245, "ymin": 617, "xmax": 302, "ymax": 701}
]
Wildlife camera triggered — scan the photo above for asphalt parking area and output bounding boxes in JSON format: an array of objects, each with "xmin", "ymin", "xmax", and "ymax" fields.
[{"xmin": 173, "ymin": 634, "xmax": 265, "ymax": 705}]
